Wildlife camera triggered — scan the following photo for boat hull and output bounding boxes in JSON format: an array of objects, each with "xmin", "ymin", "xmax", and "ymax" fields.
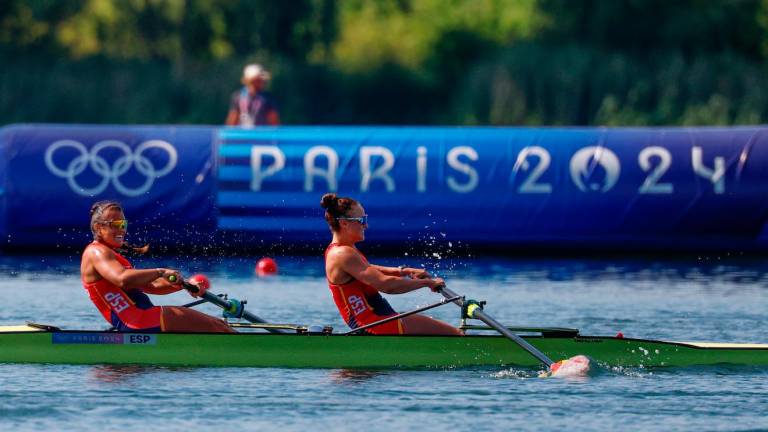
[{"xmin": 1, "ymin": 330, "xmax": 768, "ymax": 368}]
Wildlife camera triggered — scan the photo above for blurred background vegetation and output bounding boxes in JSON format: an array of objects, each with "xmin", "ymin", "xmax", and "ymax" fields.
[{"xmin": 1, "ymin": 0, "xmax": 767, "ymax": 126}]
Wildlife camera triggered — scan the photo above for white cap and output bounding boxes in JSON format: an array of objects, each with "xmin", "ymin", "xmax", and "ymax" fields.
[{"xmin": 243, "ymin": 64, "xmax": 271, "ymax": 81}]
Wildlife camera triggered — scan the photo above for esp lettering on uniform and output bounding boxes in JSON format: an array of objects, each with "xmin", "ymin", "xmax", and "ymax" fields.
[
  {"xmin": 104, "ymin": 292, "xmax": 130, "ymax": 313},
  {"xmin": 348, "ymin": 295, "xmax": 366, "ymax": 315}
]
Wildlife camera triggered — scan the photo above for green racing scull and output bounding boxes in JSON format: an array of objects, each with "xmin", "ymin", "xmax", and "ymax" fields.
[
  {"xmin": 2, "ymin": 282, "xmax": 765, "ymax": 371},
  {"xmin": 1, "ymin": 322, "xmax": 766, "ymax": 369}
]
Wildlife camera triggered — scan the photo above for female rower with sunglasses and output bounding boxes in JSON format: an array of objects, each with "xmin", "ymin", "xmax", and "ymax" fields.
[
  {"xmin": 80, "ymin": 200, "xmax": 234, "ymax": 333},
  {"xmin": 321, "ymin": 193, "xmax": 462, "ymax": 335}
]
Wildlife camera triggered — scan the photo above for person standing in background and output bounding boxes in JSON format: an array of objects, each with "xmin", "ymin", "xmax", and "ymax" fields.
[{"xmin": 225, "ymin": 64, "xmax": 280, "ymax": 126}]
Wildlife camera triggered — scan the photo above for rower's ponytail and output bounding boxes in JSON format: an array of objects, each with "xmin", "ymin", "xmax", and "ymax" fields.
[{"xmin": 321, "ymin": 193, "xmax": 358, "ymax": 231}]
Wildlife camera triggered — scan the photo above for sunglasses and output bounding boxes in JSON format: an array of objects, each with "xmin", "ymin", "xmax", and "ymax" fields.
[
  {"xmin": 100, "ymin": 219, "xmax": 128, "ymax": 230},
  {"xmin": 336, "ymin": 215, "xmax": 368, "ymax": 225}
]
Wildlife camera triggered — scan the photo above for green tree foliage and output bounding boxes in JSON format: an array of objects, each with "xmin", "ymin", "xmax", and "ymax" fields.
[
  {"xmin": 1, "ymin": 0, "xmax": 768, "ymax": 126},
  {"xmin": 329, "ymin": 0, "xmax": 542, "ymax": 71},
  {"xmin": 537, "ymin": 0, "xmax": 763, "ymax": 58}
]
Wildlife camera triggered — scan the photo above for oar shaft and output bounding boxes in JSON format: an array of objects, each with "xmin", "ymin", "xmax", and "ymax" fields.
[
  {"xmin": 181, "ymin": 281, "xmax": 284, "ymax": 334},
  {"xmin": 344, "ymin": 295, "xmax": 462, "ymax": 335},
  {"xmin": 439, "ymin": 286, "xmax": 553, "ymax": 367}
]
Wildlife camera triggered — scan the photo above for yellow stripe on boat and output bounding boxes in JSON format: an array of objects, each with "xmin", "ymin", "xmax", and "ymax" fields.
[{"xmin": 0, "ymin": 325, "xmax": 46, "ymax": 332}]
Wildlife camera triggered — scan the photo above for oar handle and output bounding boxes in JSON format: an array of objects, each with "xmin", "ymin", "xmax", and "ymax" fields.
[
  {"xmin": 436, "ymin": 285, "xmax": 554, "ymax": 367},
  {"xmin": 435, "ymin": 284, "xmax": 461, "ymax": 305}
]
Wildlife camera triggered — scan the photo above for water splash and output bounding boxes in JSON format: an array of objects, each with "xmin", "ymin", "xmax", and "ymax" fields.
[{"xmin": 488, "ymin": 368, "xmax": 538, "ymax": 379}]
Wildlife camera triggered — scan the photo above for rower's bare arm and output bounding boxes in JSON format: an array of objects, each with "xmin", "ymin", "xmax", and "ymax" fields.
[
  {"xmin": 88, "ymin": 247, "xmax": 177, "ymax": 290},
  {"xmin": 334, "ymin": 249, "xmax": 437, "ymax": 294},
  {"xmin": 370, "ymin": 264, "xmax": 401, "ymax": 276},
  {"xmin": 143, "ymin": 277, "xmax": 183, "ymax": 295},
  {"xmin": 370, "ymin": 264, "xmax": 432, "ymax": 279}
]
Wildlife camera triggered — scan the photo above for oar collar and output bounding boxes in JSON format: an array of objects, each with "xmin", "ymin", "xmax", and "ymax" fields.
[{"xmin": 462, "ymin": 299, "xmax": 486, "ymax": 319}]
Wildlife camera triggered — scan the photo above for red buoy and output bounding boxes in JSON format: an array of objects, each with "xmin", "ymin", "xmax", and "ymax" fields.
[
  {"xmin": 189, "ymin": 274, "xmax": 211, "ymax": 290},
  {"xmin": 615, "ymin": 331, "xmax": 624, "ymax": 339},
  {"xmin": 256, "ymin": 257, "xmax": 278, "ymax": 276}
]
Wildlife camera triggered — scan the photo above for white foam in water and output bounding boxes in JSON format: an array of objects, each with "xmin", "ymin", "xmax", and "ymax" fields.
[{"xmin": 488, "ymin": 368, "xmax": 537, "ymax": 379}]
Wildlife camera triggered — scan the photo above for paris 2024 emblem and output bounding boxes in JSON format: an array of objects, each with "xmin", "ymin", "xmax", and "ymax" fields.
[{"xmin": 568, "ymin": 146, "xmax": 621, "ymax": 192}]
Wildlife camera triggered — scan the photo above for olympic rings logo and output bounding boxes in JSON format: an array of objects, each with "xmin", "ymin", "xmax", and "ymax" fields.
[{"xmin": 44, "ymin": 139, "xmax": 178, "ymax": 197}]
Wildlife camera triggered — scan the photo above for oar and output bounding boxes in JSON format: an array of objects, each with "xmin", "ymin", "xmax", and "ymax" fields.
[
  {"xmin": 436, "ymin": 285, "xmax": 590, "ymax": 376},
  {"xmin": 344, "ymin": 295, "xmax": 462, "ymax": 335},
  {"xmin": 181, "ymin": 294, "xmax": 226, "ymax": 309},
  {"xmin": 171, "ymin": 276, "xmax": 285, "ymax": 334}
]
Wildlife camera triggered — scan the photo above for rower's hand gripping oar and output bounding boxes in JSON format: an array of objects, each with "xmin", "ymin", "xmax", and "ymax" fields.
[
  {"xmin": 435, "ymin": 284, "xmax": 590, "ymax": 377},
  {"xmin": 168, "ymin": 275, "xmax": 285, "ymax": 334}
]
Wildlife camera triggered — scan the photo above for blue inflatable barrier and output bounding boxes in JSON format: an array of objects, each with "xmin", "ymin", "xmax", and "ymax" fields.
[
  {"xmin": 0, "ymin": 124, "xmax": 217, "ymax": 248},
  {"xmin": 1, "ymin": 123, "xmax": 767, "ymax": 252},
  {"xmin": 217, "ymin": 126, "xmax": 768, "ymax": 251}
]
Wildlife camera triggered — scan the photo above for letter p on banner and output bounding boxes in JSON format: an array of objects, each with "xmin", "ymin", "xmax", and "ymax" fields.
[{"xmin": 250, "ymin": 146, "xmax": 286, "ymax": 191}]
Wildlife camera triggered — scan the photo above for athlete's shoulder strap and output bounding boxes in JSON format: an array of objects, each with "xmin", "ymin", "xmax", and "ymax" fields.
[{"xmin": 86, "ymin": 241, "xmax": 132, "ymax": 268}]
